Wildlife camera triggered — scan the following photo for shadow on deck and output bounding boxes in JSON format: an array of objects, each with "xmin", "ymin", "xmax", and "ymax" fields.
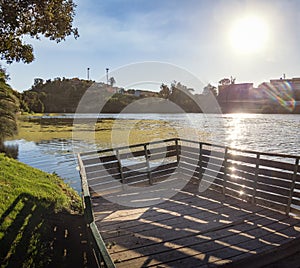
[{"xmin": 91, "ymin": 178, "xmax": 300, "ymax": 267}]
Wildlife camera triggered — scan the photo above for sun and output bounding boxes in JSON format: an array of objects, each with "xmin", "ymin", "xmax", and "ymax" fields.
[{"xmin": 229, "ymin": 16, "xmax": 269, "ymax": 54}]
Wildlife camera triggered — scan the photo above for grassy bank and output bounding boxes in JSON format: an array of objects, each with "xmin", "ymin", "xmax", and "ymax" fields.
[{"xmin": 0, "ymin": 153, "xmax": 84, "ymax": 267}]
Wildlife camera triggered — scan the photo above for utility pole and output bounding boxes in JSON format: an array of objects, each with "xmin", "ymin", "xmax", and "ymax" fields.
[
  {"xmin": 87, "ymin": 67, "xmax": 90, "ymax": 80},
  {"xmin": 106, "ymin": 68, "xmax": 109, "ymax": 84}
]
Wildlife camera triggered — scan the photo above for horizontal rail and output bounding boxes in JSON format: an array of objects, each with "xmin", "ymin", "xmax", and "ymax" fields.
[{"xmin": 180, "ymin": 138, "xmax": 300, "ymax": 159}]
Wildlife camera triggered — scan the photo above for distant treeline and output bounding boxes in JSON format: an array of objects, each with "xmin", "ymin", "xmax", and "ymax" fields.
[
  {"xmin": 20, "ymin": 78, "xmax": 219, "ymax": 113},
  {"xmin": 19, "ymin": 77, "xmax": 300, "ymax": 114}
]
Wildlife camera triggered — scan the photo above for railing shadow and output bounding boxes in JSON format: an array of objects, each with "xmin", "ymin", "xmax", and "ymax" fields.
[
  {"xmin": 0, "ymin": 193, "xmax": 49, "ymax": 267},
  {"xmin": 0, "ymin": 193, "xmax": 97, "ymax": 267},
  {"xmin": 91, "ymin": 179, "xmax": 300, "ymax": 267}
]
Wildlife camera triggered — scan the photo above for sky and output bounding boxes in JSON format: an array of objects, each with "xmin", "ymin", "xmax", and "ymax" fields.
[{"xmin": 3, "ymin": 0, "xmax": 300, "ymax": 93}]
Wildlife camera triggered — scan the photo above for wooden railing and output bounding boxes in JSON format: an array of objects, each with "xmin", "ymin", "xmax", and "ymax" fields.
[
  {"xmin": 178, "ymin": 139, "xmax": 300, "ymax": 215},
  {"xmin": 79, "ymin": 138, "xmax": 179, "ymax": 194},
  {"xmin": 77, "ymin": 154, "xmax": 116, "ymax": 268},
  {"xmin": 78, "ymin": 138, "xmax": 300, "ymax": 220}
]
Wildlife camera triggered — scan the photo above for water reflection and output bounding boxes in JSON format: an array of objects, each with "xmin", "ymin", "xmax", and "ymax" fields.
[{"xmin": 0, "ymin": 142, "xmax": 19, "ymax": 159}]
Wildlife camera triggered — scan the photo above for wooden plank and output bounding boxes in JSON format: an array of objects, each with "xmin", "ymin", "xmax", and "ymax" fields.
[
  {"xmin": 290, "ymin": 206, "xmax": 300, "ymax": 215},
  {"xmin": 86, "ymin": 167, "xmax": 120, "ymax": 179},
  {"xmin": 259, "ymin": 158, "xmax": 295, "ymax": 172},
  {"xmin": 82, "ymin": 154, "xmax": 117, "ymax": 166},
  {"xmin": 222, "ymin": 186, "xmax": 253, "ymax": 202},
  {"xmin": 151, "ymin": 168, "xmax": 176, "ymax": 180},
  {"xmin": 257, "ymin": 175, "xmax": 292, "ymax": 190},
  {"xmin": 98, "ymin": 199, "xmax": 225, "ymax": 233},
  {"xmin": 255, "ymin": 190, "xmax": 289, "ymax": 205},
  {"xmin": 122, "ymin": 162, "xmax": 147, "ymax": 172},
  {"xmin": 229, "ymin": 153, "xmax": 258, "ymax": 165},
  {"xmin": 85, "ymin": 161, "xmax": 119, "ymax": 172},
  {"xmin": 123, "ymin": 169, "xmax": 147, "ymax": 179},
  {"xmin": 147, "ymin": 145, "xmax": 177, "ymax": 155},
  {"xmin": 88, "ymin": 174, "xmax": 122, "ymax": 185},
  {"xmin": 291, "ymin": 198, "xmax": 300, "ymax": 207},
  {"xmin": 151, "ymin": 162, "xmax": 177, "ymax": 172},
  {"xmin": 227, "ymin": 162, "xmax": 256, "ymax": 174},
  {"xmin": 203, "ymin": 226, "xmax": 297, "ymax": 267},
  {"xmin": 201, "ymin": 148, "xmax": 226, "ymax": 160},
  {"xmin": 101, "ymin": 202, "xmax": 238, "ymax": 240},
  {"xmin": 256, "ymin": 182, "xmax": 291, "ymax": 198},
  {"xmin": 118, "ymin": 149, "xmax": 145, "ymax": 160},
  {"xmin": 123, "ymin": 172, "xmax": 149, "ymax": 184},
  {"xmin": 180, "ymin": 153, "xmax": 200, "ymax": 164},
  {"xmin": 180, "ymin": 145, "xmax": 200, "ymax": 155},
  {"xmin": 292, "ymin": 190, "xmax": 300, "ymax": 199},
  {"xmin": 294, "ymin": 179, "xmax": 300, "ymax": 189},
  {"xmin": 259, "ymin": 167, "xmax": 293, "ymax": 181},
  {"xmin": 201, "ymin": 156, "xmax": 225, "ymax": 169},
  {"xmin": 225, "ymin": 173, "xmax": 254, "ymax": 188},
  {"xmin": 149, "ymin": 150, "xmax": 177, "ymax": 161},
  {"xmin": 179, "ymin": 159, "xmax": 199, "ymax": 170},
  {"xmin": 111, "ymin": 210, "xmax": 289, "ymax": 267},
  {"xmin": 255, "ymin": 197, "xmax": 287, "ymax": 213},
  {"xmin": 89, "ymin": 178, "xmax": 122, "ymax": 189},
  {"xmin": 93, "ymin": 190, "xmax": 221, "ymax": 224},
  {"xmin": 102, "ymin": 209, "xmax": 251, "ymax": 250},
  {"xmin": 227, "ymin": 168, "xmax": 256, "ymax": 182},
  {"xmin": 224, "ymin": 180, "xmax": 254, "ymax": 196}
]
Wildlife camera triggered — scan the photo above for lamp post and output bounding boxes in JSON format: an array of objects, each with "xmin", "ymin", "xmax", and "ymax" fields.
[
  {"xmin": 106, "ymin": 68, "xmax": 109, "ymax": 85},
  {"xmin": 87, "ymin": 67, "xmax": 90, "ymax": 80}
]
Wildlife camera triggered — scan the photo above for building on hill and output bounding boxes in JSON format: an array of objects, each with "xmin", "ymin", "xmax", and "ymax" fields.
[
  {"xmin": 258, "ymin": 77, "xmax": 300, "ymax": 112},
  {"xmin": 217, "ymin": 77, "xmax": 300, "ymax": 113},
  {"xmin": 217, "ymin": 83, "xmax": 258, "ymax": 112}
]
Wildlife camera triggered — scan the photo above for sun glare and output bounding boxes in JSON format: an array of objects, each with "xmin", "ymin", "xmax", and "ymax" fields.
[{"xmin": 229, "ymin": 16, "xmax": 269, "ymax": 54}]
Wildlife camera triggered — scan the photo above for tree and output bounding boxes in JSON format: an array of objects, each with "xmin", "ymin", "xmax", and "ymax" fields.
[
  {"xmin": 109, "ymin": 77, "xmax": 116, "ymax": 87},
  {"xmin": 34, "ymin": 78, "xmax": 44, "ymax": 87},
  {"xmin": 0, "ymin": 69, "xmax": 18, "ymax": 147},
  {"xmin": 218, "ymin": 78, "xmax": 231, "ymax": 86},
  {"xmin": 203, "ymin": 83, "xmax": 218, "ymax": 96},
  {"xmin": 0, "ymin": 0, "xmax": 79, "ymax": 63},
  {"xmin": 159, "ymin": 83, "xmax": 170, "ymax": 99}
]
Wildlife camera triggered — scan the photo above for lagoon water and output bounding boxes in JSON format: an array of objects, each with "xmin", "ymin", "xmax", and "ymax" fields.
[{"xmin": 6, "ymin": 113, "xmax": 300, "ymax": 192}]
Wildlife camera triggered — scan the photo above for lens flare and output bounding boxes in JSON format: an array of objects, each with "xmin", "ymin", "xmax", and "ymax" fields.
[{"xmin": 260, "ymin": 81, "xmax": 296, "ymax": 112}]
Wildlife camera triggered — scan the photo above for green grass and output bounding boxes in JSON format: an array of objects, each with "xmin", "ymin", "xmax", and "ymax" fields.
[{"xmin": 0, "ymin": 153, "xmax": 82, "ymax": 267}]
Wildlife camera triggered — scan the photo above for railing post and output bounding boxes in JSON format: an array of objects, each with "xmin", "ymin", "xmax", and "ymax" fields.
[
  {"xmin": 222, "ymin": 147, "xmax": 229, "ymax": 195},
  {"xmin": 199, "ymin": 142, "xmax": 203, "ymax": 180},
  {"xmin": 144, "ymin": 144, "xmax": 152, "ymax": 185},
  {"xmin": 116, "ymin": 149, "xmax": 125, "ymax": 184},
  {"xmin": 286, "ymin": 158, "xmax": 299, "ymax": 215},
  {"xmin": 252, "ymin": 153, "xmax": 260, "ymax": 204},
  {"xmin": 175, "ymin": 139, "xmax": 180, "ymax": 164}
]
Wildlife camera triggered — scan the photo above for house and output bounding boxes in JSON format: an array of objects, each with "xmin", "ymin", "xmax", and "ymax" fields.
[{"xmin": 218, "ymin": 83, "xmax": 253, "ymax": 103}]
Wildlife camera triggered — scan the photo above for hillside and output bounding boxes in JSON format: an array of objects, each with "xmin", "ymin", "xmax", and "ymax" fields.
[
  {"xmin": 21, "ymin": 77, "xmax": 158, "ymax": 113},
  {"xmin": 20, "ymin": 78, "xmax": 210, "ymax": 113}
]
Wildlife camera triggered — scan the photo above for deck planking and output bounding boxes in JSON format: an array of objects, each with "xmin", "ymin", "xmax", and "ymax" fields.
[{"xmin": 89, "ymin": 177, "xmax": 300, "ymax": 267}]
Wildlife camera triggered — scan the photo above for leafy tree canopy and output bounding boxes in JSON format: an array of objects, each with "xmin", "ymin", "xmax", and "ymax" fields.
[
  {"xmin": 0, "ymin": 0, "xmax": 79, "ymax": 63},
  {"xmin": 0, "ymin": 68, "xmax": 18, "ymax": 143}
]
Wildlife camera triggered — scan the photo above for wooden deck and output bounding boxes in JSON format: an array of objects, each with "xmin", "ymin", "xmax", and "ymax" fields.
[
  {"xmin": 78, "ymin": 138, "xmax": 300, "ymax": 267},
  {"xmin": 89, "ymin": 177, "xmax": 300, "ymax": 267}
]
